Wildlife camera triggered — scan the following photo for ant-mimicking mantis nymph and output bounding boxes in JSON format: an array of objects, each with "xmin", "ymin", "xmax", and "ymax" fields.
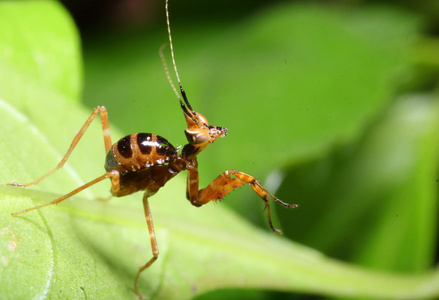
[{"xmin": 8, "ymin": 0, "xmax": 298, "ymax": 298}]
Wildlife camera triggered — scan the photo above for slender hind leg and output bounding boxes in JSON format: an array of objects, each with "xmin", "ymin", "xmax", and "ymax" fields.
[
  {"xmin": 134, "ymin": 195, "xmax": 159, "ymax": 300},
  {"xmin": 8, "ymin": 106, "xmax": 112, "ymax": 187}
]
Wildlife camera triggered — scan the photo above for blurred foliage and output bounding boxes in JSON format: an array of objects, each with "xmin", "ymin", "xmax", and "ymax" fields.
[{"xmin": 1, "ymin": 0, "xmax": 439, "ymax": 299}]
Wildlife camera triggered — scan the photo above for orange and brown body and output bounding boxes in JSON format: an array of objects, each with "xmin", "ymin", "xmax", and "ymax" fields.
[{"xmin": 105, "ymin": 133, "xmax": 185, "ymax": 197}]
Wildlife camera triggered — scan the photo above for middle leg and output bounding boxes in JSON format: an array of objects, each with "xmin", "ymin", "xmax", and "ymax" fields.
[{"xmin": 134, "ymin": 195, "xmax": 159, "ymax": 300}]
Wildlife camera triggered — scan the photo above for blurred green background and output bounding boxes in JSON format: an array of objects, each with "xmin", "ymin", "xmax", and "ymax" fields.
[{"xmin": 1, "ymin": 0, "xmax": 439, "ymax": 299}]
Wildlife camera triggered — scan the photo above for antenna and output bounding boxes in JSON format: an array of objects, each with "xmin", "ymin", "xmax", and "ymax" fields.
[
  {"xmin": 165, "ymin": 0, "xmax": 194, "ymax": 112},
  {"xmin": 159, "ymin": 45, "xmax": 180, "ymax": 101}
]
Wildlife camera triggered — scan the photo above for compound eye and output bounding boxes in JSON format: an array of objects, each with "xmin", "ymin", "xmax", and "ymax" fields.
[{"xmin": 185, "ymin": 129, "xmax": 210, "ymax": 144}]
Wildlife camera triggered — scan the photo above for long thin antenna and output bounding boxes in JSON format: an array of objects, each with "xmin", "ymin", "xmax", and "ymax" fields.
[
  {"xmin": 159, "ymin": 45, "xmax": 180, "ymax": 101},
  {"xmin": 166, "ymin": 0, "xmax": 181, "ymax": 89},
  {"xmin": 165, "ymin": 0, "xmax": 194, "ymax": 112}
]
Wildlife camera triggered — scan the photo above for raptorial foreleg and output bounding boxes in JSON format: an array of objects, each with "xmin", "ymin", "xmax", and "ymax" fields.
[{"xmin": 186, "ymin": 169, "xmax": 298, "ymax": 234}]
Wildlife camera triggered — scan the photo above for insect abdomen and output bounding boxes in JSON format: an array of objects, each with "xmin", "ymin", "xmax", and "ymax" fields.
[{"xmin": 105, "ymin": 133, "xmax": 178, "ymax": 174}]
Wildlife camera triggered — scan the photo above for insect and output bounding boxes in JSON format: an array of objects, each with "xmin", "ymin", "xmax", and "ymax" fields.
[{"xmin": 8, "ymin": 0, "xmax": 298, "ymax": 299}]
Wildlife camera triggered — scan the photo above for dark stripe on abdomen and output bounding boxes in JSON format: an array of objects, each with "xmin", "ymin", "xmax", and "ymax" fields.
[
  {"xmin": 117, "ymin": 135, "xmax": 132, "ymax": 158},
  {"xmin": 137, "ymin": 133, "xmax": 153, "ymax": 155}
]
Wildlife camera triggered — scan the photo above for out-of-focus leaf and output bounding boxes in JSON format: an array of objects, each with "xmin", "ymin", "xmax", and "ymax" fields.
[{"xmin": 278, "ymin": 94, "xmax": 439, "ymax": 274}]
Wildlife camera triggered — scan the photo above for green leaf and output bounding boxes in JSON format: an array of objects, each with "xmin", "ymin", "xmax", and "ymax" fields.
[
  {"xmin": 0, "ymin": 0, "xmax": 81, "ymax": 103},
  {"xmin": 2, "ymin": 1, "xmax": 439, "ymax": 300},
  {"xmin": 3, "ymin": 184, "xmax": 439, "ymax": 299}
]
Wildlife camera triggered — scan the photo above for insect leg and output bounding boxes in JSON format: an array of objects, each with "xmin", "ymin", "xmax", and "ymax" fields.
[
  {"xmin": 187, "ymin": 169, "xmax": 298, "ymax": 234},
  {"xmin": 134, "ymin": 195, "xmax": 159, "ymax": 300},
  {"xmin": 11, "ymin": 171, "xmax": 119, "ymax": 216},
  {"xmin": 8, "ymin": 106, "xmax": 112, "ymax": 187}
]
